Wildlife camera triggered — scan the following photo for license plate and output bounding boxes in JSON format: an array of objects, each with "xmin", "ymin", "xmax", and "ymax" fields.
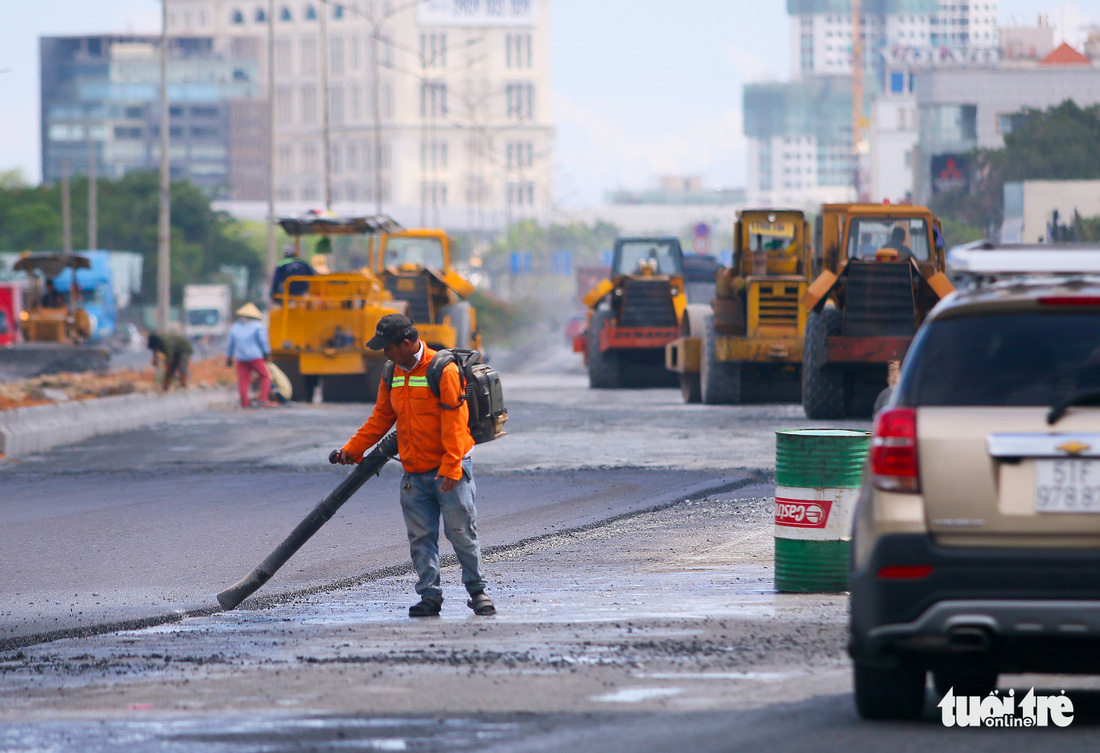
[{"xmin": 1034, "ymin": 459, "xmax": 1100, "ymax": 513}]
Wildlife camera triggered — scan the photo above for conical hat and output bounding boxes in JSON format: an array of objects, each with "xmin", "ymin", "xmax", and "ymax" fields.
[{"xmin": 235, "ymin": 302, "xmax": 263, "ymax": 319}]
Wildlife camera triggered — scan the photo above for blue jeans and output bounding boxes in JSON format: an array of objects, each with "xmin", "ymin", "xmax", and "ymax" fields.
[{"xmin": 399, "ymin": 456, "xmax": 485, "ymax": 603}]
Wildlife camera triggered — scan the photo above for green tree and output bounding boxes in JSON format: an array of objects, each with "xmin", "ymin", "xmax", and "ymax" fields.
[
  {"xmin": 0, "ymin": 171, "xmax": 263, "ymax": 303},
  {"xmin": 0, "ymin": 169, "xmax": 29, "ymax": 191},
  {"xmin": 932, "ymin": 101, "xmax": 1100, "ymax": 234}
]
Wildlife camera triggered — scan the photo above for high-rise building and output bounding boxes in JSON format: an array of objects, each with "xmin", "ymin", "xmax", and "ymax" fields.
[
  {"xmin": 165, "ymin": 0, "xmax": 555, "ymax": 229},
  {"xmin": 914, "ymin": 42, "xmax": 1100, "ymax": 206},
  {"xmin": 744, "ymin": 1, "xmax": 998, "ymax": 207},
  {"xmin": 40, "ymin": 34, "xmax": 266, "ymax": 199}
]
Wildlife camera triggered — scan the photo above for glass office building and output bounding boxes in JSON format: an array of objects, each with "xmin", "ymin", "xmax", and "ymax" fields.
[{"xmin": 40, "ymin": 35, "xmax": 265, "ymax": 199}]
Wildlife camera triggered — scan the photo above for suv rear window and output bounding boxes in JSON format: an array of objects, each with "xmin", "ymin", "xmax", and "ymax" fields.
[{"xmin": 901, "ymin": 311, "xmax": 1100, "ymax": 406}]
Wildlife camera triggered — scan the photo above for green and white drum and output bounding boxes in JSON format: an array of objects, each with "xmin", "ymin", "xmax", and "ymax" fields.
[{"xmin": 774, "ymin": 428, "xmax": 870, "ymax": 593}]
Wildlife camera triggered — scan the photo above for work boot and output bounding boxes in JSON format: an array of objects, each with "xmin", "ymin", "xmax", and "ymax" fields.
[
  {"xmin": 466, "ymin": 591, "xmax": 496, "ymax": 616},
  {"xmin": 408, "ymin": 597, "xmax": 442, "ymax": 618}
]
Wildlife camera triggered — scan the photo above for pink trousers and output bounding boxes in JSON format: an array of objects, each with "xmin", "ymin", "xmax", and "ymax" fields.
[{"xmin": 236, "ymin": 359, "xmax": 271, "ymax": 408}]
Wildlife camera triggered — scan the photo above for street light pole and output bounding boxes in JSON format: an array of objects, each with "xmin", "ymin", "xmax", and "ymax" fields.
[
  {"xmin": 87, "ymin": 133, "xmax": 97, "ymax": 251},
  {"xmin": 371, "ymin": 22, "xmax": 384, "ymax": 214},
  {"xmin": 318, "ymin": 0, "xmax": 423, "ymax": 215},
  {"xmin": 266, "ymin": 0, "xmax": 277, "ymax": 286},
  {"xmin": 157, "ymin": 0, "xmax": 172, "ymax": 331},
  {"xmin": 320, "ymin": 1, "xmax": 332, "ymax": 210},
  {"xmin": 378, "ymin": 33, "xmax": 485, "ymax": 227},
  {"xmin": 851, "ymin": 0, "xmax": 865, "ymax": 202},
  {"xmin": 61, "ymin": 159, "xmax": 72, "ymax": 254}
]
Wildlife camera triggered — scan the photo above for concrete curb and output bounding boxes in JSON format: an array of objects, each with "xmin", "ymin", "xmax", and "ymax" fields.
[{"xmin": 0, "ymin": 388, "xmax": 236, "ymax": 459}]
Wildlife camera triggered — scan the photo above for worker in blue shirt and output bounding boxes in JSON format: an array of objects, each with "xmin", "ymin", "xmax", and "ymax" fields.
[
  {"xmin": 226, "ymin": 302, "xmax": 273, "ymax": 408},
  {"xmin": 270, "ymin": 246, "xmax": 315, "ymax": 302}
]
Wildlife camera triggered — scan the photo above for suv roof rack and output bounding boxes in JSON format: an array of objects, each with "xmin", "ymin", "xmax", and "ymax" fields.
[{"xmin": 948, "ymin": 241, "xmax": 1100, "ymax": 277}]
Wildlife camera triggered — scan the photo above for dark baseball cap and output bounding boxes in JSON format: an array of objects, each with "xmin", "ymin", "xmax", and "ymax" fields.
[{"xmin": 366, "ymin": 313, "xmax": 417, "ymax": 350}]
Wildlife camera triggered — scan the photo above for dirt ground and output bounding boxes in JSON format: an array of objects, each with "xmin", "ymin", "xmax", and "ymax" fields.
[{"xmin": 0, "ymin": 358, "xmax": 235, "ymax": 411}]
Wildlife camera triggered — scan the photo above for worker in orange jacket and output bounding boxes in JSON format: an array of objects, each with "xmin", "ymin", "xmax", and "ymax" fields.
[{"xmin": 333, "ymin": 313, "xmax": 495, "ymax": 617}]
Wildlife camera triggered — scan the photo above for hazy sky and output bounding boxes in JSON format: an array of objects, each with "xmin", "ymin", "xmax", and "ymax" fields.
[{"xmin": 0, "ymin": 1, "xmax": 1093, "ymax": 207}]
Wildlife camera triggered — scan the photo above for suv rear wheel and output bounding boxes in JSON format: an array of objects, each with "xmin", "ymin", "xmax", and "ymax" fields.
[
  {"xmin": 932, "ymin": 662, "xmax": 998, "ymax": 699},
  {"xmin": 853, "ymin": 661, "xmax": 927, "ymax": 720}
]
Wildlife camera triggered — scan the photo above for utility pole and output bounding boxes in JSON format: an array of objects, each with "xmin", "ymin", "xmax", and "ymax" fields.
[
  {"xmin": 87, "ymin": 135, "xmax": 97, "ymax": 250},
  {"xmin": 157, "ymin": 0, "xmax": 172, "ymax": 331},
  {"xmin": 61, "ymin": 159, "xmax": 72, "ymax": 254},
  {"xmin": 379, "ymin": 31, "xmax": 485, "ymax": 227},
  {"xmin": 325, "ymin": 0, "xmax": 422, "ymax": 214},
  {"xmin": 266, "ymin": 0, "xmax": 277, "ymax": 286},
  {"xmin": 319, "ymin": 0, "xmax": 332, "ymax": 209},
  {"xmin": 851, "ymin": 0, "xmax": 865, "ymax": 201},
  {"xmin": 371, "ymin": 22, "xmax": 384, "ymax": 214}
]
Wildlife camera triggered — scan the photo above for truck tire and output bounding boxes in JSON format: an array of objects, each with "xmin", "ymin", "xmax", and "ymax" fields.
[
  {"xmin": 273, "ymin": 358, "xmax": 310, "ymax": 403},
  {"xmin": 440, "ymin": 301, "xmax": 473, "ymax": 350},
  {"xmin": 363, "ymin": 359, "xmax": 385, "ymax": 403},
  {"xmin": 701, "ymin": 314, "xmax": 741, "ymax": 404},
  {"xmin": 587, "ymin": 309, "xmax": 620, "ymax": 389},
  {"xmin": 853, "ymin": 661, "xmax": 927, "ymax": 720},
  {"xmin": 322, "ymin": 372, "xmax": 373, "ymax": 403},
  {"xmin": 802, "ymin": 307, "xmax": 845, "ymax": 420}
]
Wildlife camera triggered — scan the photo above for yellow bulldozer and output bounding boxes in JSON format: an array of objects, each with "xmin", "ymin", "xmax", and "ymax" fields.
[
  {"xmin": 374, "ymin": 228, "xmax": 480, "ymax": 351},
  {"xmin": 270, "ymin": 215, "xmax": 406, "ymax": 403},
  {"xmin": 575, "ymin": 236, "xmax": 687, "ymax": 388},
  {"xmin": 666, "ymin": 210, "xmax": 812, "ymax": 404},
  {"xmin": 800, "ymin": 202, "xmax": 954, "ymax": 419}
]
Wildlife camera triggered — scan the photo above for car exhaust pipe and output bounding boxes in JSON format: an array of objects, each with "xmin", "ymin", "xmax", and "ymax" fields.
[{"xmin": 947, "ymin": 626, "xmax": 991, "ymax": 651}]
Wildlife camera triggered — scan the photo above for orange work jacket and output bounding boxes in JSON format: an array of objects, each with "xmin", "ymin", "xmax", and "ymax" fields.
[{"xmin": 342, "ymin": 345, "xmax": 473, "ymax": 480}]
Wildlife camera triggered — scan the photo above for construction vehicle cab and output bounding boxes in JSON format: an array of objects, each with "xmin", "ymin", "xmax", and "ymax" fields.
[
  {"xmin": 801, "ymin": 203, "xmax": 953, "ymax": 419},
  {"xmin": 0, "ymin": 252, "xmax": 110, "ymax": 377},
  {"xmin": 577, "ymin": 236, "xmax": 686, "ymax": 388},
  {"xmin": 271, "ymin": 214, "xmax": 405, "ymax": 403},
  {"xmin": 14, "ymin": 252, "xmax": 96, "ymax": 344},
  {"xmin": 667, "ymin": 209, "xmax": 811, "ymax": 404},
  {"xmin": 375, "ymin": 228, "xmax": 479, "ymax": 351}
]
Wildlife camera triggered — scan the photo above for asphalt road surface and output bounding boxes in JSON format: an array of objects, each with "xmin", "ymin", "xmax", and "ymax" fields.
[{"xmin": 4, "ymin": 344, "xmax": 1100, "ymax": 751}]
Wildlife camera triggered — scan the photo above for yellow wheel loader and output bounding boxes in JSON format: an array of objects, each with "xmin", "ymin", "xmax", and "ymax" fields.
[{"xmin": 800, "ymin": 202, "xmax": 954, "ymax": 419}]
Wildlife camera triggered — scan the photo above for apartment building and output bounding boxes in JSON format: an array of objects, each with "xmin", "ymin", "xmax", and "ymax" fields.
[
  {"xmin": 745, "ymin": 0, "xmax": 1001, "ymax": 207},
  {"xmin": 40, "ymin": 34, "xmax": 265, "ymax": 199},
  {"xmin": 165, "ymin": 0, "xmax": 555, "ymax": 228}
]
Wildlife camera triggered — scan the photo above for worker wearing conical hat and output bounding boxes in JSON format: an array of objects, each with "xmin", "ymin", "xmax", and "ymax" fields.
[{"xmin": 226, "ymin": 303, "xmax": 273, "ymax": 408}]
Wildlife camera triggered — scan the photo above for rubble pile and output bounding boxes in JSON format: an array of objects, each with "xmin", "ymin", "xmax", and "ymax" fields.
[{"xmin": 0, "ymin": 359, "xmax": 235, "ymax": 411}]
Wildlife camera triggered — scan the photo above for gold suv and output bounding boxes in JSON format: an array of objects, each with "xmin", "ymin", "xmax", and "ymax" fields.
[{"xmin": 849, "ymin": 243, "xmax": 1100, "ymax": 719}]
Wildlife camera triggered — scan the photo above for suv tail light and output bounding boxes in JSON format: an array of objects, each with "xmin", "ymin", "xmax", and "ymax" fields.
[
  {"xmin": 1039, "ymin": 296, "xmax": 1100, "ymax": 306},
  {"xmin": 870, "ymin": 407, "xmax": 919, "ymax": 492}
]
